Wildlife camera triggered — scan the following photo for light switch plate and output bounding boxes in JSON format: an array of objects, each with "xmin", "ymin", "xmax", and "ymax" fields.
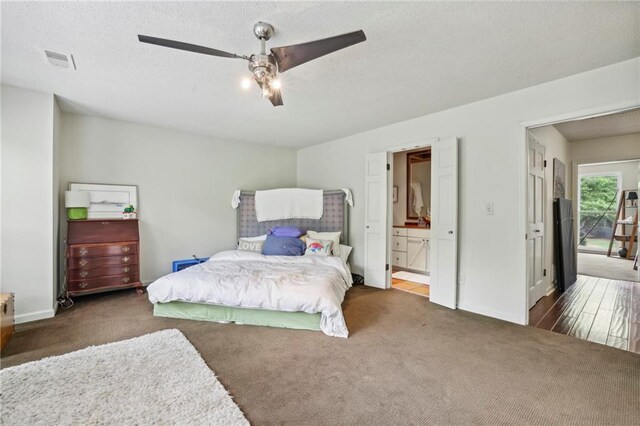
[{"xmin": 484, "ymin": 202, "xmax": 494, "ymax": 215}]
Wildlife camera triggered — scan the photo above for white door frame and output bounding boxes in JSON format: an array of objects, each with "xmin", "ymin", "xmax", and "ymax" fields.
[{"xmin": 519, "ymin": 100, "xmax": 640, "ymax": 324}]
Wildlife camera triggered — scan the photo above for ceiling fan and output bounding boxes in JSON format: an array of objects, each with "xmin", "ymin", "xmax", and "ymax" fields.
[{"xmin": 138, "ymin": 22, "xmax": 366, "ymax": 107}]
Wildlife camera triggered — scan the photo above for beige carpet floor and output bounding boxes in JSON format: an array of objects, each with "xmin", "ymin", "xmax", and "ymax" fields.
[
  {"xmin": 578, "ymin": 252, "xmax": 639, "ymax": 282},
  {"xmin": 2, "ymin": 286, "xmax": 639, "ymax": 425}
]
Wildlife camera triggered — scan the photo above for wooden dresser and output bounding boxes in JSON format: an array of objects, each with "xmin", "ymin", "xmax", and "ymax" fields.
[
  {"xmin": 66, "ymin": 219, "xmax": 143, "ymax": 297},
  {"xmin": 0, "ymin": 293, "xmax": 15, "ymax": 352}
]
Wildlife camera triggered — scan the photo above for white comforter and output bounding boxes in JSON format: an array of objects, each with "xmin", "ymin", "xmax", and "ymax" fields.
[{"xmin": 147, "ymin": 250, "xmax": 353, "ymax": 338}]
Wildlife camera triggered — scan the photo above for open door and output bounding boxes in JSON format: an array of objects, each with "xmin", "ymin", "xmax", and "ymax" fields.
[
  {"xmin": 429, "ymin": 138, "xmax": 458, "ymax": 308},
  {"xmin": 364, "ymin": 152, "xmax": 389, "ymax": 288},
  {"xmin": 527, "ymin": 136, "xmax": 546, "ymax": 308}
]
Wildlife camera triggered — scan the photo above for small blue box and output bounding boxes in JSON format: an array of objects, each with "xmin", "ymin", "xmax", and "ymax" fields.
[{"xmin": 172, "ymin": 258, "xmax": 209, "ymax": 272}]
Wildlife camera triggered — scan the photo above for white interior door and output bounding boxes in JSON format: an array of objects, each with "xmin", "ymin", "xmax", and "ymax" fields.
[
  {"xmin": 430, "ymin": 138, "xmax": 458, "ymax": 309},
  {"xmin": 364, "ymin": 152, "xmax": 389, "ymax": 288},
  {"xmin": 527, "ymin": 135, "xmax": 546, "ymax": 308}
]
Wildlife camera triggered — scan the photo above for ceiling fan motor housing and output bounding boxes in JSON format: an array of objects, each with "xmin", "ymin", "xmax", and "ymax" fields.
[
  {"xmin": 253, "ymin": 22, "xmax": 274, "ymax": 41},
  {"xmin": 249, "ymin": 54, "xmax": 277, "ymax": 81}
]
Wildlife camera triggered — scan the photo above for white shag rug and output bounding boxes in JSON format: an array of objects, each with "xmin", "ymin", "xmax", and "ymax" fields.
[
  {"xmin": 0, "ymin": 329, "xmax": 248, "ymax": 426},
  {"xmin": 392, "ymin": 271, "xmax": 430, "ymax": 285}
]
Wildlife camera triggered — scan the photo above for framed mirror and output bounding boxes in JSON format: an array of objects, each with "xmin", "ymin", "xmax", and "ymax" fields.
[{"xmin": 406, "ymin": 149, "xmax": 431, "ymax": 220}]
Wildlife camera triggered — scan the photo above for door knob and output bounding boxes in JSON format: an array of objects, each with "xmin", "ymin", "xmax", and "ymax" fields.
[
  {"xmin": 366, "ymin": 225, "xmax": 370, "ymax": 229},
  {"xmin": 448, "ymin": 230, "xmax": 454, "ymax": 234}
]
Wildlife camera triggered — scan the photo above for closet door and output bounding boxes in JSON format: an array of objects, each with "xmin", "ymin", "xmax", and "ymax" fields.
[
  {"xmin": 429, "ymin": 138, "xmax": 458, "ymax": 309},
  {"xmin": 364, "ymin": 152, "xmax": 389, "ymax": 288}
]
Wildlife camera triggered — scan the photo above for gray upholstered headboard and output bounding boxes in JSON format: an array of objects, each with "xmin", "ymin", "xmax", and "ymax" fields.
[{"xmin": 237, "ymin": 190, "xmax": 349, "ymax": 244}]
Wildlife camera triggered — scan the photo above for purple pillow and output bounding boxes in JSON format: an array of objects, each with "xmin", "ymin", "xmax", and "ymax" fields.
[
  {"xmin": 262, "ymin": 235, "xmax": 306, "ymax": 256},
  {"xmin": 268, "ymin": 226, "xmax": 306, "ymax": 238}
]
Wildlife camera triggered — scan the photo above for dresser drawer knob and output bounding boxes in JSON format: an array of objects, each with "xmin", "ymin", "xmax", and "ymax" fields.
[
  {"xmin": 79, "ymin": 282, "xmax": 88, "ymax": 289},
  {"xmin": 122, "ymin": 267, "xmax": 130, "ymax": 273},
  {"xmin": 122, "ymin": 277, "xmax": 130, "ymax": 283},
  {"xmin": 122, "ymin": 256, "xmax": 130, "ymax": 263},
  {"xmin": 80, "ymin": 271, "xmax": 89, "ymax": 278},
  {"xmin": 122, "ymin": 246, "xmax": 130, "ymax": 253},
  {"xmin": 101, "ymin": 221, "xmax": 110, "ymax": 225},
  {"xmin": 79, "ymin": 259, "xmax": 88, "ymax": 267},
  {"xmin": 79, "ymin": 248, "xmax": 88, "ymax": 256}
]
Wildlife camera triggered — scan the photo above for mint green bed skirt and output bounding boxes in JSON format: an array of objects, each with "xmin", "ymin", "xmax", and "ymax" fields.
[{"xmin": 153, "ymin": 301, "xmax": 322, "ymax": 332}]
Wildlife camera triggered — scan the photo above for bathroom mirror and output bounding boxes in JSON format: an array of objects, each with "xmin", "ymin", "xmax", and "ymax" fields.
[{"xmin": 406, "ymin": 149, "xmax": 431, "ymax": 220}]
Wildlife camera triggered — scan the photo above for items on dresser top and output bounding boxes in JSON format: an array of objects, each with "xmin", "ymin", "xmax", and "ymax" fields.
[
  {"xmin": 65, "ymin": 219, "xmax": 143, "ymax": 297},
  {"xmin": 392, "ymin": 226, "xmax": 430, "ymax": 273},
  {"xmin": 65, "ymin": 190, "xmax": 90, "ymax": 220},
  {"xmin": 0, "ymin": 293, "xmax": 15, "ymax": 352}
]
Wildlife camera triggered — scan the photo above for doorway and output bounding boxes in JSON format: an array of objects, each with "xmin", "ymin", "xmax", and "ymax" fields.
[
  {"xmin": 525, "ymin": 107, "xmax": 640, "ymax": 354},
  {"xmin": 363, "ymin": 137, "xmax": 459, "ymax": 309},
  {"xmin": 390, "ymin": 147, "xmax": 432, "ymax": 298}
]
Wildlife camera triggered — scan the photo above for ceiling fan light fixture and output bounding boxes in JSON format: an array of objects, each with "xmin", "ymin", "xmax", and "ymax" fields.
[
  {"xmin": 271, "ymin": 79, "xmax": 282, "ymax": 89},
  {"xmin": 241, "ymin": 77, "xmax": 252, "ymax": 90}
]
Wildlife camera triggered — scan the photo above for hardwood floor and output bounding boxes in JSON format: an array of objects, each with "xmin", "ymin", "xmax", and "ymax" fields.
[
  {"xmin": 391, "ymin": 278, "xmax": 430, "ymax": 298},
  {"xmin": 530, "ymin": 275, "xmax": 640, "ymax": 354}
]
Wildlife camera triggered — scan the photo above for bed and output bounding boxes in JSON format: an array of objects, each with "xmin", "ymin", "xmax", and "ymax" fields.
[{"xmin": 147, "ymin": 190, "xmax": 353, "ymax": 338}]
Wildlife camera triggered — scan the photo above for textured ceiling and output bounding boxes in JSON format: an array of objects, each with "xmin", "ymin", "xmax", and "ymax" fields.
[
  {"xmin": 554, "ymin": 108, "xmax": 640, "ymax": 142},
  {"xmin": 2, "ymin": 2, "xmax": 639, "ymax": 148}
]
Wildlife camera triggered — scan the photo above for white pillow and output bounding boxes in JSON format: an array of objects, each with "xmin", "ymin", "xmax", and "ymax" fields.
[
  {"xmin": 304, "ymin": 238, "xmax": 333, "ymax": 256},
  {"xmin": 337, "ymin": 244, "xmax": 352, "ymax": 263},
  {"xmin": 237, "ymin": 234, "xmax": 267, "ymax": 252},
  {"xmin": 306, "ymin": 231, "xmax": 341, "ymax": 255}
]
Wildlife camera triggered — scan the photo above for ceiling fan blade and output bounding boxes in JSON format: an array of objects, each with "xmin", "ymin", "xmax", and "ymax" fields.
[
  {"xmin": 138, "ymin": 35, "xmax": 248, "ymax": 60},
  {"xmin": 270, "ymin": 30, "xmax": 366, "ymax": 73},
  {"xmin": 268, "ymin": 88, "xmax": 283, "ymax": 107},
  {"xmin": 256, "ymin": 80, "xmax": 284, "ymax": 107}
]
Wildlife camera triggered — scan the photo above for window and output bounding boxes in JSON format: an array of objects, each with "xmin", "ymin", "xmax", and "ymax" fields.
[{"xmin": 578, "ymin": 173, "xmax": 620, "ymax": 253}]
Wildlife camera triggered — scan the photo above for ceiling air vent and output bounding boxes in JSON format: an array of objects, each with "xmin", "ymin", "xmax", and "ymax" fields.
[{"xmin": 44, "ymin": 50, "xmax": 76, "ymax": 70}]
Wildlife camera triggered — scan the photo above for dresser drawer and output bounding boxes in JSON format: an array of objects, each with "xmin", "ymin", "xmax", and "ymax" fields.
[
  {"xmin": 68, "ymin": 243, "xmax": 137, "ymax": 259},
  {"xmin": 67, "ymin": 264, "xmax": 139, "ymax": 280},
  {"xmin": 392, "ymin": 251, "xmax": 407, "ymax": 268},
  {"xmin": 392, "ymin": 228, "xmax": 408, "ymax": 237},
  {"xmin": 392, "ymin": 236, "xmax": 407, "ymax": 252},
  {"xmin": 0, "ymin": 293, "xmax": 15, "ymax": 352},
  {"xmin": 68, "ymin": 220, "xmax": 139, "ymax": 245},
  {"xmin": 68, "ymin": 274, "xmax": 140, "ymax": 293},
  {"xmin": 67, "ymin": 254, "xmax": 138, "ymax": 270}
]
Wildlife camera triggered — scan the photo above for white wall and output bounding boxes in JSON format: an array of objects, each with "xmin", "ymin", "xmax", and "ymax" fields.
[
  {"xmin": 59, "ymin": 113, "xmax": 297, "ymax": 284},
  {"xmin": 1, "ymin": 85, "xmax": 57, "ymax": 323},
  {"xmin": 570, "ymin": 133, "xmax": 640, "ymax": 165},
  {"xmin": 297, "ymin": 57, "xmax": 640, "ymax": 325},
  {"xmin": 528, "ymin": 125, "xmax": 571, "ymax": 293}
]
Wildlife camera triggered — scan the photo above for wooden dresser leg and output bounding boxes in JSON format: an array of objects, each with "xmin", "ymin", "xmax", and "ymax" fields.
[{"xmin": 136, "ymin": 286, "xmax": 145, "ymax": 295}]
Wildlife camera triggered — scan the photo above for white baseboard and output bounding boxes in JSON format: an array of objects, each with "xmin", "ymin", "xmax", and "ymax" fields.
[
  {"xmin": 457, "ymin": 302, "xmax": 526, "ymax": 325},
  {"xmin": 15, "ymin": 308, "xmax": 55, "ymax": 325}
]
